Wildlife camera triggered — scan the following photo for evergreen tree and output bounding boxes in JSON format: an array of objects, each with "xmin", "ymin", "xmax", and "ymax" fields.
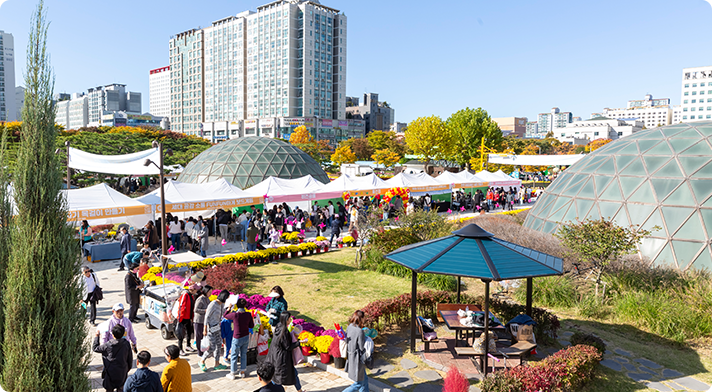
[
  {"xmin": 3, "ymin": 2, "xmax": 90, "ymax": 390},
  {"xmin": 0, "ymin": 131, "xmax": 12, "ymax": 377}
]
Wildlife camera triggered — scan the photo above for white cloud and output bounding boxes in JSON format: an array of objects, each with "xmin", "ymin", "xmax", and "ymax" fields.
[
  {"xmin": 706, "ymin": 0, "xmax": 712, "ymax": 8},
  {"xmin": 0, "ymin": 0, "xmax": 8, "ymax": 10}
]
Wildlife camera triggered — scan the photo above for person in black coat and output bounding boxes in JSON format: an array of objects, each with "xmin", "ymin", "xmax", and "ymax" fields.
[
  {"xmin": 119, "ymin": 227, "xmax": 132, "ymax": 271},
  {"xmin": 330, "ymin": 215, "xmax": 341, "ymax": 246},
  {"xmin": 93, "ymin": 324, "xmax": 133, "ymax": 392},
  {"xmin": 125, "ymin": 262, "xmax": 145, "ymax": 323},
  {"xmin": 266, "ymin": 312, "xmax": 303, "ymax": 391},
  {"xmin": 337, "ymin": 202, "xmax": 347, "ymax": 229}
]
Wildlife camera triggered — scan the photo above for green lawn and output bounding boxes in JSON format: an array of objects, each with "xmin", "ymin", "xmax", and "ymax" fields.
[{"xmin": 242, "ymin": 248, "xmax": 412, "ymax": 327}]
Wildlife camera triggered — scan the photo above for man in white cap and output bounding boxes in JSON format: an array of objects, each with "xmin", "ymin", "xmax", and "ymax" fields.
[{"xmin": 103, "ymin": 303, "xmax": 138, "ymax": 354}]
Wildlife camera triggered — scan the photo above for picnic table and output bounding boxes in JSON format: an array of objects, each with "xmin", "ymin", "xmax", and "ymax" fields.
[{"xmin": 439, "ymin": 309, "xmax": 505, "ymax": 347}]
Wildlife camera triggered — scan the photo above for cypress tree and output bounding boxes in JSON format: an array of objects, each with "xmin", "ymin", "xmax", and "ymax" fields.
[
  {"xmin": 0, "ymin": 129, "xmax": 13, "ymax": 377},
  {"xmin": 2, "ymin": 2, "xmax": 90, "ymax": 390}
]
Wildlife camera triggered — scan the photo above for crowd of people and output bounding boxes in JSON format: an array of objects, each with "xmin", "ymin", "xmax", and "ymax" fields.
[{"xmin": 84, "ymin": 275, "xmax": 371, "ymax": 392}]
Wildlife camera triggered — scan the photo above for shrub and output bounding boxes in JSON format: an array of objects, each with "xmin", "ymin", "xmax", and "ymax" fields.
[
  {"xmin": 203, "ymin": 263, "xmax": 248, "ymax": 293},
  {"xmin": 479, "ymin": 370, "xmax": 523, "ymax": 392},
  {"xmin": 443, "ymin": 367, "xmax": 470, "ymax": 392},
  {"xmin": 569, "ymin": 332, "xmax": 606, "ymax": 356},
  {"xmin": 368, "ymin": 227, "xmax": 420, "ymax": 253},
  {"xmin": 513, "ymin": 275, "xmax": 578, "ymax": 309}
]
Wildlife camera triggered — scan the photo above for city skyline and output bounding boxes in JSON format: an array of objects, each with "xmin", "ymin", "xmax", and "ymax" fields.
[{"xmin": 1, "ymin": 0, "xmax": 711, "ymax": 125}]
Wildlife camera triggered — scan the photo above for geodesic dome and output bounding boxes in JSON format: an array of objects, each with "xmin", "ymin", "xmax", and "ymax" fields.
[
  {"xmin": 177, "ymin": 137, "xmax": 329, "ymax": 190},
  {"xmin": 523, "ymin": 121, "xmax": 712, "ymax": 271}
]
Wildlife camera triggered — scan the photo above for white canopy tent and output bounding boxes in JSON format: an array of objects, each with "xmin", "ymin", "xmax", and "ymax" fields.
[
  {"xmin": 137, "ymin": 178, "xmax": 262, "ymax": 219},
  {"xmin": 316, "ymin": 173, "xmax": 391, "ymax": 198},
  {"xmin": 475, "ymin": 170, "xmax": 522, "ymax": 188},
  {"xmin": 385, "ymin": 172, "xmax": 451, "ymax": 196},
  {"xmin": 243, "ymin": 175, "xmax": 326, "ymax": 211},
  {"xmin": 67, "ymin": 147, "xmax": 163, "ymax": 175},
  {"xmin": 62, "ymin": 183, "xmax": 154, "ymax": 228},
  {"xmin": 436, "ymin": 171, "xmax": 487, "ymax": 189}
]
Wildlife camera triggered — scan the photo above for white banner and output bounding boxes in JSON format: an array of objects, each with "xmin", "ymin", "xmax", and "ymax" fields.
[
  {"xmin": 67, "ymin": 147, "xmax": 162, "ymax": 175},
  {"xmin": 487, "ymin": 154, "xmax": 585, "ymax": 166}
]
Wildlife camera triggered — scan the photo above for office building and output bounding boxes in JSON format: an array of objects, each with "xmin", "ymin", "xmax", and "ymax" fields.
[
  {"xmin": 149, "ymin": 66, "xmax": 171, "ymax": 119},
  {"xmin": 390, "ymin": 121, "xmax": 407, "ymax": 135},
  {"xmin": 55, "ymin": 93, "xmax": 89, "ymax": 130},
  {"xmin": 556, "ymin": 117, "xmax": 643, "ymax": 145},
  {"xmin": 15, "ymin": 86, "xmax": 24, "ymax": 121},
  {"xmin": 492, "ymin": 117, "xmax": 527, "ymax": 138},
  {"xmin": 87, "ymin": 84, "xmax": 141, "ymax": 126},
  {"xmin": 538, "ymin": 107, "xmax": 573, "ymax": 136},
  {"xmin": 525, "ymin": 121, "xmax": 539, "ymax": 137},
  {"xmin": 0, "ymin": 31, "xmax": 16, "ymax": 122},
  {"xmin": 345, "ymin": 93, "xmax": 393, "ymax": 133},
  {"xmin": 170, "ymin": 0, "xmax": 348, "ymax": 136},
  {"xmin": 595, "ymin": 94, "xmax": 672, "ymax": 129},
  {"xmin": 200, "ymin": 116, "xmax": 363, "ymax": 143},
  {"xmin": 680, "ymin": 66, "xmax": 712, "ymax": 122},
  {"xmin": 101, "ymin": 111, "xmax": 169, "ymax": 129}
]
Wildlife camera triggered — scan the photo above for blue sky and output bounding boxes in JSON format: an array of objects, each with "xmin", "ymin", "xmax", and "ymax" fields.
[{"xmin": 1, "ymin": 0, "xmax": 711, "ymax": 123}]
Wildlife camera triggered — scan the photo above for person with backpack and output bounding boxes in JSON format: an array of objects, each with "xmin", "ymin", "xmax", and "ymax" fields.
[{"xmin": 82, "ymin": 266, "xmax": 101, "ymax": 326}]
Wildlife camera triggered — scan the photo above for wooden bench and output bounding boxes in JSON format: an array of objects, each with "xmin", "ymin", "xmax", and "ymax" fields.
[
  {"xmin": 436, "ymin": 303, "xmax": 481, "ymax": 323},
  {"xmin": 454, "ymin": 341, "xmax": 537, "ymax": 371},
  {"xmin": 415, "ymin": 317, "xmax": 439, "ymax": 352}
]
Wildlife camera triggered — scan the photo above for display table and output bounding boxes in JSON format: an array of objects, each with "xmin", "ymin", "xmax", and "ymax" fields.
[{"xmin": 83, "ymin": 239, "xmax": 137, "ymax": 262}]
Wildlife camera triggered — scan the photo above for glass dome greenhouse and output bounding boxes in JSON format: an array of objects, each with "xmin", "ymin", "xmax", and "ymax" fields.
[
  {"xmin": 523, "ymin": 121, "xmax": 712, "ymax": 271},
  {"xmin": 177, "ymin": 137, "xmax": 329, "ymax": 189}
]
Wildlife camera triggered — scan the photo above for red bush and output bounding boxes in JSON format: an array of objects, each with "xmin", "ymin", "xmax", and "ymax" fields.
[
  {"xmin": 443, "ymin": 367, "xmax": 469, "ymax": 392},
  {"xmin": 202, "ymin": 263, "xmax": 248, "ymax": 293}
]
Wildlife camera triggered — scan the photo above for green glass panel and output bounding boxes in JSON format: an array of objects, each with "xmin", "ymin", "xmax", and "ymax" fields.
[
  {"xmin": 704, "ymin": 197, "xmax": 712, "ymax": 208},
  {"xmin": 548, "ymin": 196, "xmax": 571, "ymax": 217},
  {"xmin": 694, "ymin": 161, "xmax": 712, "ymax": 178},
  {"xmin": 680, "ymin": 140, "xmax": 711, "ymax": 155},
  {"xmin": 626, "ymin": 203, "xmax": 655, "ymax": 225},
  {"xmin": 547, "ymin": 174, "xmax": 572, "ymax": 193},
  {"xmin": 678, "ymin": 157, "xmax": 711, "ymax": 176},
  {"xmin": 642, "ymin": 209, "xmax": 664, "ymax": 232},
  {"xmin": 246, "ymin": 152, "xmax": 261, "ymax": 160},
  {"xmin": 695, "ymin": 125, "xmax": 712, "ymax": 136},
  {"xmin": 651, "ymin": 178, "xmax": 683, "ymax": 202},
  {"xmin": 653, "ymin": 159, "xmax": 683, "ymax": 178},
  {"xmin": 699, "ymin": 209, "xmax": 712, "ymax": 239},
  {"xmin": 226, "ymin": 154, "xmax": 241, "ymax": 163},
  {"xmin": 612, "ymin": 208, "xmax": 630, "ymax": 228},
  {"xmin": 689, "ymin": 179, "xmax": 712, "ymax": 204},
  {"xmin": 661, "ymin": 126, "xmax": 688, "ymax": 138},
  {"xmin": 596, "ymin": 158, "xmax": 616, "ymax": 175},
  {"xmin": 600, "ymin": 142, "xmax": 628, "ymax": 155},
  {"xmin": 636, "ymin": 139, "xmax": 661, "ymax": 153},
  {"xmin": 294, "ymin": 155, "xmax": 306, "ymax": 164},
  {"xmin": 264, "ymin": 166, "xmax": 279, "ymax": 176},
  {"xmin": 619, "ymin": 176, "xmax": 646, "ymax": 198},
  {"xmin": 628, "ymin": 181, "xmax": 655, "ymax": 203},
  {"xmin": 250, "ymin": 165, "xmax": 266, "ymax": 177},
  {"xmin": 585, "ymin": 204, "xmax": 601, "ymax": 220},
  {"xmin": 241, "ymin": 154, "xmax": 255, "ymax": 164},
  {"xmin": 619, "ymin": 158, "xmax": 646, "ymax": 176},
  {"xmin": 653, "ymin": 243, "xmax": 675, "ymax": 267},
  {"xmin": 662, "ymin": 206, "xmax": 694, "ymax": 235},
  {"xmin": 576, "ymin": 178, "xmax": 595, "ymax": 198},
  {"xmin": 548, "ymin": 201, "xmax": 572, "ymax": 222},
  {"xmin": 526, "ymin": 217, "xmax": 543, "ymax": 231},
  {"xmin": 534, "ymin": 195, "xmax": 557, "ymax": 218},
  {"xmin": 673, "ymin": 212, "xmax": 706, "ymax": 241},
  {"xmin": 561, "ymin": 202, "xmax": 580, "ymax": 224},
  {"xmin": 575, "ymin": 198, "xmax": 594, "ymax": 218},
  {"xmin": 639, "ymin": 130, "xmax": 664, "ymax": 140},
  {"xmin": 263, "ymin": 145, "xmax": 278, "ymax": 154},
  {"xmin": 215, "ymin": 153, "xmax": 229, "ymax": 162},
  {"xmin": 639, "ymin": 237, "xmax": 667, "ymax": 260},
  {"xmin": 673, "ymin": 128, "xmax": 702, "ymax": 139},
  {"xmin": 691, "ymin": 247, "xmax": 712, "ymax": 271},
  {"xmin": 669, "ymin": 138, "xmax": 699, "ymax": 154},
  {"xmin": 644, "ymin": 156, "xmax": 671, "ymax": 175},
  {"xmin": 255, "ymin": 155, "xmax": 271, "ymax": 164},
  {"xmin": 664, "ymin": 183, "xmax": 695, "ymax": 206},
  {"xmin": 594, "ymin": 175, "xmax": 614, "ymax": 195},
  {"xmin": 616, "ymin": 143, "xmax": 639, "ymax": 155},
  {"xmin": 210, "ymin": 165, "xmax": 224, "ymax": 175},
  {"xmin": 599, "ymin": 178, "xmax": 623, "ymax": 201},
  {"xmin": 581, "ymin": 156, "xmax": 608, "ymax": 173},
  {"xmin": 236, "ymin": 165, "xmax": 249, "ymax": 176},
  {"xmin": 598, "ymin": 202, "xmax": 620, "ymax": 219},
  {"xmin": 541, "ymin": 220, "xmax": 558, "ymax": 234},
  {"xmin": 569, "ymin": 156, "xmax": 591, "ymax": 172},
  {"xmin": 672, "ymin": 241, "xmax": 705, "ymax": 270},
  {"xmin": 615, "ymin": 155, "xmax": 637, "ymax": 171},
  {"xmin": 646, "ymin": 141, "xmax": 673, "ymax": 156},
  {"xmin": 278, "ymin": 166, "xmax": 291, "ymax": 177},
  {"xmin": 221, "ymin": 165, "xmax": 235, "ymax": 176},
  {"xmin": 284, "ymin": 155, "xmax": 296, "ymax": 165},
  {"xmin": 563, "ymin": 175, "xmax": 588, "ymax": 193}
]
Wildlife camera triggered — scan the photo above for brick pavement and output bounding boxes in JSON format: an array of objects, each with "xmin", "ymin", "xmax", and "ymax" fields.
[{"xmin": 84, "ymin": 256, "xmax": 354, "ymax": 392}]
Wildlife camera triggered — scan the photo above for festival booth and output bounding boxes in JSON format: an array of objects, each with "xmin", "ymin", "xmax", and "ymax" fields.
[
  {"xmin": 475, "ymin": 170, "xmax": 522, "ymax": 189},
  {"xmin": 243, "ymin": 175, "xmax": 326, "ymax": 212},
  {"xmin": 385, "ymin": 172, "xmax": 452, "ymax": 211},
  {"xmin": 313, "ymin": 173, "xmax": 391, "ymax": 208},
  {"xmin": 63, "ymin": 183, "xmax": 151, "ymax": 261}
]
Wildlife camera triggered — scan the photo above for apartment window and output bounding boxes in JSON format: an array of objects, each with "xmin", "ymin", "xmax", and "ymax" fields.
[
  {"xmin": 692, "ymin": 99, "xmax": 696, "ymax": 103},
  {"xmin": 693, "ymin": 91, "xmax": 697, "ymax": 95},
  {"xmin": 685, "ymin": 84, "xmax": 689, "ymax": 88},
  {"xmin": 685, "ymin": 92, "xmax": 689, "ymax": 96},
  {"xmin": 693, "ymin": 83, "xmax": 698, "ymax": 87},
  {"xmin": 703, "ymin": 83, "xmax": 707, "ymax": 86},
  {"xmin": 683, "ymin": 100, "xmax": 688, "ymax": 104}
]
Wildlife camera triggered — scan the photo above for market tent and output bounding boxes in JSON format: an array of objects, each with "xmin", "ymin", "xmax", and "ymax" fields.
[
  {"xmin": 436, "ymin": 171, "xmax": 487, "ymax": 189},
  {"xmin": 476, "ymin": 170, "xmax": 522, "ymax": 188},
  {"xmin": 137, "ymin": 178, "xmax": 262, "ymax": 218},
  {"xmin": 385, "ymin": 172, "xmax": 451, "ymax": 196},
  {"xmin": 62, "ymin": 183, "xmax": 153, "ymax": 228},
  {"xmin": 244, "ymin": 174, "xmax": 326, "ymax": 205},
  {"xmin": 385, "ymin": 223, "xmax": 563, "ymax": 374},
  {"xmin": 494, "ymin": 170, "xmax": 523, "ymax": 188},
  {"xmin": 317, "ymin": 173, "xmax": 390, "ymax": 198}
]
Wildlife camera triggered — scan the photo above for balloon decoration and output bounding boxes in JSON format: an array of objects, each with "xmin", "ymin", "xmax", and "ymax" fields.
[
  {"xmin": 383, "ymin": 187, "xmax": 410, "ymax": 207},
  {"xmin": 342, "ymin": 192, "xmax": 351, "ymax": 202}
]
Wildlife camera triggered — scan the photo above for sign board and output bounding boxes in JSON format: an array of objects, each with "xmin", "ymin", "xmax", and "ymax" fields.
[
  {"xmin": 321, "ymin": 119, "xmax": 333, "ymax": 127},
  {"xmin": 244, "ymin": 119, "xmax": 257, "ymax": 128},
  {"xmin": 68, "ymin": 205, "xmax": 153, "ymax": 221},
  {"xmin": 156, "ymin": 197, "xmax": 264, "ymax": 213},
  {"xmin": 260, "ymin": 118, "xmax": 273, "ymax": 128}
]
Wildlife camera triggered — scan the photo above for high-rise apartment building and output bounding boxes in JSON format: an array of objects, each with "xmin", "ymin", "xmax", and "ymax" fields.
[
  {"xmin": 149, "ymin": 66, "xmax": 171, "ymax": 119},
  {"xmin": 169, "ymin": 0, "xmax": 348, "ymax": 136},
  {"xmin": 15, "ymin": 86, "xmax": 24, "ymax": 121},
  {"xmin": 537, "ymin": 107, "xmax": 573, "ymax": 136},
  {"xmin": 0, "ymin": 31, "xmax": 17, "ymax": 122},
  {"xmin": 680, "ymin": 66, "xmax": 712, "ymax": 122}
]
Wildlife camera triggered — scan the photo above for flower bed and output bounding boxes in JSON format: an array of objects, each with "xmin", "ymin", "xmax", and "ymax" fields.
[{"xmin": 479, "ymin": 344, "xmax": 602, "ymax": 392}]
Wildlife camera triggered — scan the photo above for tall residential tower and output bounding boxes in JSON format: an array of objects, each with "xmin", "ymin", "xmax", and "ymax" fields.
[
  {"xmin": 0, "ymin": 31, "xmax": 16, "ymax": 122},
  {"xmin": 680, "ymin": 65, "xmax": 712, "ymax": 122}
]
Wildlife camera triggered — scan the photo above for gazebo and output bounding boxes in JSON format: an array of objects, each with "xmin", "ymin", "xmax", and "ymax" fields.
[{"xmin": 385, "ymin": 223, "xmax": 563, "ymax": 373}]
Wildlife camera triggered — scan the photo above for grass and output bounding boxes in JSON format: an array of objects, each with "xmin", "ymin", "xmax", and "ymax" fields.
[{"xmin": 242, "ymin": 248, "xmax": 412, "ymax": 327}]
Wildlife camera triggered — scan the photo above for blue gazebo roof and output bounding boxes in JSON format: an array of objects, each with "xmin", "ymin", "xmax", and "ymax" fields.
[{"xmin": 385, "ymin": 224, "xmax": 563, "ymax": 281}]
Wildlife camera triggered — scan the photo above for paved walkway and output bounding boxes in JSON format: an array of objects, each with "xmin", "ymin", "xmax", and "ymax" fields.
[{"xmin": 84, "ymin": 256, "xmax": 354, "ymax": 392}]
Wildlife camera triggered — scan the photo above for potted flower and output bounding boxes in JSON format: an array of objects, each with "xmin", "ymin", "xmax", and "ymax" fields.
[
  {"xmin": 287, "ymin": 245, "xmax": 300, "ymax": 258},
  {"xmin": 336, "ymin": 238, "xmax": 344, "ymax": 248},
  {"xmin": 298, "ymin": 331, "xmax": 315, "ymax": 356},
  {"xmin": 329, "ymin": 337, "xmax": 346, "ymax": 369},
  {"xmin": 280, "ymin": 232, "xmax": 290, "ymax": 243},
  {"xmin": 314, "ymin": 335, "xmax": 335, "ymax": 364},
  {"xmin": 343, "ymin": 236, "xmax": 356, "ymax": 247},
  {"xmin": 316, "ymin": 236, "xmax": 328, "ymax": 242},
  {"xmin": 297, "ymin": 230, "xmax": 306, "ymax": 243}
]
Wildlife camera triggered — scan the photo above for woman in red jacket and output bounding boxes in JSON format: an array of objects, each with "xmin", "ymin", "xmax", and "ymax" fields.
[{"xmin": 176, "ymin": 285, "xmax": 197, "ymax": 356}]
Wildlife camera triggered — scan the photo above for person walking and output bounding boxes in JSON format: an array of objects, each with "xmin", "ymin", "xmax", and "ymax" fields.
[
  {"xmin": 246, "ymin": 221, "xmax": 259, "ymax": 252},
  {"xmin": 103, "ymin": 303, "xmax": 138, "ymax": 353},
  {"xmin": 267, "ymin": 311, "xmax": 303, "ymax": 391},
  {"xmin": 125, "ymin": 262, "xmax": 145, "ymax": 323},
  {"xmin": 193, "ymin": 285, "xmax": 212, "ymax": 355},
  {"xmin": 343, "ymin": 310, "xmax": 370, "ymax": 392},
  {"xmin": 224, "ymin": 297, "xmax": 255, "ymax": 379},
  {"xmin": 93, "ymin": 324, "xmax": 133, "ymax": 392},
  {"xmin": 197, "ymin": 221, "xmax": 209, "ymax": 257},
  {"xmin": 119, "ymin": 226, "xmax": 132, "ymax": 271},
  {"xmin": 168, "ymin": 217, "xmax": 182, "ymax": 251},
  {"xmin": 123, "ymin": 351, "xmax": 163, "ymax": 392},
  {"xmin": 82, "ymin": 266, "xmax": 100, "ymax": 325},
  {"xmin": 176, "ymin": 285, "xmax": 197, "ymax": 356},
  {"xmin": 161, "ymin": 345, "xmax": 192, "ymax": 392},
  {"xmin": 264, "ymin": 286, "xmax": 288, "ymax": 329},
  {"xmin": 199, "ymin": 290, "xmax": 229, "ymax": 372},
  {"xmin": 144, "ymin": 221, "xmax": 160, "ymax": 251},
  {"xmin": 330, "ymin": 214, "xmax": 341, "ymax": 246},
  {"xmin": 255, "ymin": 362, "xmax": 285, "ymax": 392}
]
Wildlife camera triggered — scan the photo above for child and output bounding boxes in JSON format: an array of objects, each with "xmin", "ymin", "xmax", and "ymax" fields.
[{"xmin": 269, "ymin": 226, "xmax": 280, "ymax": 248}]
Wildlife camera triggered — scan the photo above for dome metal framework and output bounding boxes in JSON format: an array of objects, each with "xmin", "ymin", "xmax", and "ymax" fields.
[
  {"xmin": 523, "ymin": 121, "xmax": 712, "ymax": 271},
  {"xmin": 177, "ymin": 137, "xmax": 329, "ymax": 189}
]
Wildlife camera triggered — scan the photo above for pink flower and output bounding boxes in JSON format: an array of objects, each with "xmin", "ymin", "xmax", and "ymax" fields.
[
  {"xmin": 460, "ymin": 206, "xmax": 465, "ymax": 211},
  {"xmin": 299, "ymin": 230, "xmax": 305, "ymax": 236},
  {"xmin": 318, "ymin": 223, "xmax": 325, "ymax": 229},
  {"xmin": 447, "ymin": 209, "xmax": 452, "ymax": 214},
  {"xmin": 476, "ymin": 205, "xmax": 481, "ymax": 211},
  {"xmin": 221, "ymin": 239, "xmax": 226, "ymax": 246},
  {"xmin": 394, "ymin": 217, "xmax": 399, "ymax": 221}
]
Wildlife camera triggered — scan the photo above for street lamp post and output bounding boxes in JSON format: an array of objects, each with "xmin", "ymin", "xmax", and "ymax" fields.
[
  {"xmin": 144, "ymin": 141, "xmax": 172, "ymax": 267},
  {"xmin": 65, "ymin": 140, "xmax": 71, "ymax": 190}
]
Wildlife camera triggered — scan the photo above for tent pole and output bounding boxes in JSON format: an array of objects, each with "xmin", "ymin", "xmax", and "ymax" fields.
[
  {"xmin": 483, "ymin": 279, "xmax": 490, "ymax": 375},
  {"xmin": 526, "ymin": 277, "xmax": 533, "ymax": 317},
  {"xmin": 457, "ymin": 276, "xmax": 461, "ymax": 303},
  {"xmin": 410, "ymin": 270, "xmax": 417, "ymax": 353}
]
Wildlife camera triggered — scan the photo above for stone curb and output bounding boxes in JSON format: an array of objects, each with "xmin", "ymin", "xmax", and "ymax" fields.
[{"xmin": 305, "ymin": 356, "xmax": 403, "ymax": 392}]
